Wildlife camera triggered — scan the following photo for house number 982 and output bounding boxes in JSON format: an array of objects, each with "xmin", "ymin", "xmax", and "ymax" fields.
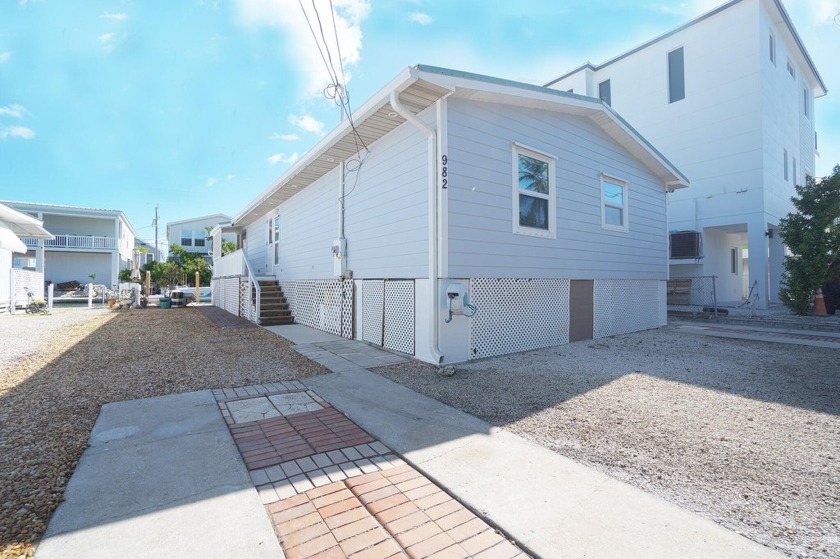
[{"xmin": 441, "ymin": 154, "xmax": 448, "ymax": 189}]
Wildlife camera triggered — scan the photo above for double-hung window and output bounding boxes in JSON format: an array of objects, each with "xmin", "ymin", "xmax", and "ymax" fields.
[
  {"xmin": 601, "ymin": 174, "xmax": 628, "ymax": 232},
  {"xmin": 512, "ymin": 143, "xmax": 556, "ymax": 238},
  {"xmin": 598, "ymin": 79, "xmax": 611, "ymax": 106},
  {"xmin": 667, "ymin": 47, "xmax": 685, "ymax": 103},
  {"xmin": 180, "ymin": 229, "xmax": 193, "ymax": 246}
]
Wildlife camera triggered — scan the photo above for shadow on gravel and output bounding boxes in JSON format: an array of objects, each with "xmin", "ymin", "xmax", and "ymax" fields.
[{"xmin": 0, "ymin": 307, "xmax": 326, "ymax": 556}]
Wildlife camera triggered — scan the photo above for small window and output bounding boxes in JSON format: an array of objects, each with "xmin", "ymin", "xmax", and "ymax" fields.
[
  {"xmin": 786, "ymin": 59, "xmax": 795, "ymax": 78},
  {"xmin": 783, "ymin": 149, "xmax": 788, "ymax": 181},
  {"xmin": 598, "ymin": 79, "xmax": 611, "ymax": 106},
  {"xmin": 730, "ymin": 247, "xmax": 738, "ymax": 275},
  {"xmin": 668, "ymin": 47, "xmax": 685, "ymax": 103},
  {"xmin": 792, "ymin": 157, "xmax": 797, "ymax": 185},
  {"xmin": 181, "ymin": 229, "xmax": 192, "ymax": 246},
  {"xmin": 601, "ymin": 174, "xmax": 628, "ymax": 232},
  {"xmin": 769, "ymin": 32, "xmax": 776, "ymax": 65},
  {"xmin": 194, "ymin": 233, "xmax": 205, "ymax": 247},
  {"xmin": 512, "ymin": 144, "xmax": 556, "ymax": 238},
  {"xmin": 803, "ymin": 87, "xmax": 809, "ymax": 118},
  {"xmin": 273, "ymin": 216, "xmax": 280, "ymax": 265}
]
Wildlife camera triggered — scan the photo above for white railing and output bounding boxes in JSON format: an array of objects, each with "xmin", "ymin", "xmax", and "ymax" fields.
[
  {"xmin": 212, "ymin": 249, "xmax": 245, "ymax": 278},
  {"xmin": 242, "ymin": 256, "xmax": 261, "ymax": 324},
  {"xmin": 23, "ymin": 234, "xmax": 117, "ymax": 250}
]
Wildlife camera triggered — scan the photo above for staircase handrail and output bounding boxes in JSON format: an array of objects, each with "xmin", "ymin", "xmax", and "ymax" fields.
[{"xmin": 242, "ymin": 255, "xmax": 261, "ymax": 324}]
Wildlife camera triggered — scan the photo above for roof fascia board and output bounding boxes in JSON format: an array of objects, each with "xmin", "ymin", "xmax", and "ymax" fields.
[
  {"xmin": 233, "ymin": 67, "xmax": 418, "ymax": 226},
  {"xmin": 167, "ymin": 214, "xmax": 233, "ymax": 227}
]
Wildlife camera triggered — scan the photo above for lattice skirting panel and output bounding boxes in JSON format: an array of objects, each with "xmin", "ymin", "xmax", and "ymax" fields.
[
  {"xmin": 239, "ymin": 278, "xmax": 253, "ymax": 320},
  {"xmin": 384, "ymin": 281, "xmax": 415, "ymax": 355},
  {"xmin": 593, "ymin": 279, "xmax": 666, "ymax": 339},
  {"xmin": 469, "ymin": 278, "xmax": 570, "ymax": 360},
  {"xmin": 278, "ymin": 280, "xmax": 353, "ymax": 338},
  {"xmin": 360, "ymin": 280, "xmax": 384, "ymax": 346},
  {"xmin": 212, "ymin": 277, "xmax": 241, "ymax": 318}
]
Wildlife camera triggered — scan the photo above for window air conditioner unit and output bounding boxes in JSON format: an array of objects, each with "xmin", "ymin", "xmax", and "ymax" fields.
[{"xmin": 670, "ymin": 231, "xmax": 703, "ymax": 259}]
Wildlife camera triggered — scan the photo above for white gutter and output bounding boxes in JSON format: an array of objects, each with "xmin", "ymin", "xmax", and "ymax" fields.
[{"xmin": 389, "ymin": 89, "xmax": 444, "ymax": 365}]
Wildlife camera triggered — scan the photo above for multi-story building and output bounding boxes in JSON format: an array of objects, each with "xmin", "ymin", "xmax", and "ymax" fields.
[
  {"xmin": 166, "ymin": 214, "xmax": 234, "ymax": 263},
  {"xmin": 2, "ymin": 201, "xmax": 137, "ymax": 289},
  {"xmin": 544, "ymin": 0, "xmax": 826, "ymax": 309}
]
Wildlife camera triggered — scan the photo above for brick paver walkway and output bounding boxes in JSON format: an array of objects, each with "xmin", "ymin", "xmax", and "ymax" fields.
[{"xmin": 213, "ymin": 383, "xmax": 529, "ymax": 558}]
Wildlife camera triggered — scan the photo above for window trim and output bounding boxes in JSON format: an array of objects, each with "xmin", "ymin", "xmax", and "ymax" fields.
[
  {"xmin": 667, "ymin": 46, "xmax": 685, "ymax": 104},
  {"xmin": 598, "ymin": 79, "xmax": 611, "ymax": 106},
  {"xmin": 600, "ymin": 173, "xmax": 629, "ymax": 233},
  {"xmin": 769, "ymin": 31, "xmax": 776, "ymax": 65},
  {"xmin": 512, "ymin": 142, "xmax": 557, "ymax": 239}
]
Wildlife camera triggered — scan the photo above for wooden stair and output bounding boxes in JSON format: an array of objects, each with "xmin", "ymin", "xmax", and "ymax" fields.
[{"xmin": 255, "ymin": 280, "xmax": 294, "ymax": 326}]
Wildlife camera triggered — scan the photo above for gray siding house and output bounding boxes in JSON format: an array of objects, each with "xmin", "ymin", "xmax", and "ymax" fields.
[{"xmin": 213, "ymin": 65, "xmax": 689, "ymax": 364}]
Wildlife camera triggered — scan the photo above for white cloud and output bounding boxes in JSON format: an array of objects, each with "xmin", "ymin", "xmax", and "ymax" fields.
[
  {"xmin": 235, "ymin": 0, "xmax": 370, "ymax": 95},
  {"xmin": 269, "ymin": 132, "xmax": 299, "ymax": 141},
  {"xmin": 0, "ymin": 52, "xmax": 10, "ymax": 64},
  {"xmin": 0, "ymin": 104, "xmax": 25, "ymax": 118},
  {"xmin": 97, "ymin": 32, "xmax": 126, "ymax": 53},
  {"xmin": 1, "ymin": 126, "xmax": 36, "ymax": 140},
  {"xmin": 408, "ymin": 12, "xmax": 432, "ymax": 25},
  {"xmin": 99, "ymin": 11, "xmax": 128, "ymax": 20},
  {"xmin": 289, "ymin": 114, "xmax": 325, "ymax": 135},
  {"xmin": 205, "ymin": 177, "xmax": 218, "ymax": 187},
  {"xmin": 267, "ymin": 152, "xmax": 300, "ymax": 165}
]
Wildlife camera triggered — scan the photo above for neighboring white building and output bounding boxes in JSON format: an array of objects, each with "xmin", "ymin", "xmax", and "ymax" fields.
[
  {"xmin": 213, "ymin": 65, "xmax": 688, "ymax": 364},
  {"xmin": 166, "ymin": 214, "xmax": 234, "ymax": 263},
  {"xmin": 0, "ymin": 202, "xmax": 53, "ymax": 313},
  {"xmin": 135, "ymin": 238, "xmax": 161, "ymax": 267},
  {"xmin": 1, "ymin": 201, "xmax": 137, "ymax": 289},
  {"xmin": 544, "ymin": 0, "xmax": 826, "ymax": 309}
]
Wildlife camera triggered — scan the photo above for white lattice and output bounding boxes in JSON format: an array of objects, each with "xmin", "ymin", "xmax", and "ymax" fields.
[
  {"xmin": 276, "ymin": 280, "xmax": 351, "ymax": 337},
  {"xmin": 361, "ymin": 280, "xmax": 384, "ymax": 346},
  {"xmin": 469, "ymin": 278, "xmax": 570, "ymax": 360},
  {"xmin": 341, "ymin": 280, "xmax": 354, "ymax": 339},
  {"xmin": 239, "ymin": 279, "xmax": 253, "ymax": 320},
  {"xmin": 384, "ymin": 281, "xmax": 415, "ymax": 355},
  {"xmin": 213, "ymin": 278, "xmax": 240, "ymax": 317},
  {"xmin": 593, "ymin": 279, "xmax": 663, "ymax": 339}
]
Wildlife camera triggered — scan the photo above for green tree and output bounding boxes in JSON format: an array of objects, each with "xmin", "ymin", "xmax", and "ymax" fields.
[
  {"xmin": 168, "ymin": 244, "xmax": 211, "ymax": 285},
  {"xmin": 221, "ymin": 240, "xmax": 237, "ymax": 255},
  {"xmin": 778, "ymin": 165, "xmax": 840, "ymax": 314}
]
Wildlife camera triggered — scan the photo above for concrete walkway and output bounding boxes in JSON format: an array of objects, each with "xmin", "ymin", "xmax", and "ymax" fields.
[
  {"xmin": 672, "ymin": 320, "xmax": 840, "ymax": 348},
  {"xmin": 36, "ymin": 390, "xmax": 282, "ymax": 559},
  {"xmin": 37, "ymin": 322, "xmax": 785, "ymax": 558}
]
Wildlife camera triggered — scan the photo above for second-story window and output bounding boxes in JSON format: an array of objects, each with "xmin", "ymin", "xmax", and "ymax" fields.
[
  {"xmin": 598, "ymin": 79, "xmax": 611, "ymax": 106},
  {"xmin": 181, "ymin": 229, "xmax": 193, "ymax": 246},
  {"xmin": 803, "ymin": 87, "xmax": 810, "ymax": 119},
  {"xmin": 668, "ymin": 47, "xmax": 685, "ymax": 103},
  {"xmin": 769, "ymin": 31, "xmax": 776, "ymax": 65}
]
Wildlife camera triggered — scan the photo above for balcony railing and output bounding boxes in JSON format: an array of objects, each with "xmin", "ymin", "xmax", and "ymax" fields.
[{"xmin": 23, "ymin": 234, "xmax": 117, "ymax": 250}]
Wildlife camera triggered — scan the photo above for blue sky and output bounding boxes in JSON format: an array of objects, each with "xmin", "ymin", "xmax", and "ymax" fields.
[{"xmin": 1, "ymin": 0, "xmax": 838, "ymax": 251}]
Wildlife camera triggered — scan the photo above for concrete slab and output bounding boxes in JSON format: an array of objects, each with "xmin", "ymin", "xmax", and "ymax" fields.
[
  {"xmin": 305, "ymin": 369, "xmax": 782, "ymax": 559},
  {"xmin": 267, "ymin": 392, "xmax": 323, "ymax": 415},
  {"xmin": 226, "ymin": 396, "xmax": 282, "ymax": 423},
  {"xmin": 264, "ymin": 323, "xmax": 344, "ymax": 344},
  {"xmin": 673, "ymin": 321, "xmax": 840, "ymax": 348},
  {"xmin": 36, "ymin": 390, "xmax": 283, "ymax": 559}
]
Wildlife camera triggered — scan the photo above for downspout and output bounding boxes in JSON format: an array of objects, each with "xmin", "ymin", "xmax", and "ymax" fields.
[
  {"xmin": 389, "ymin": 90, "xmax": 444, "ymax": 364},
  {"xmin": 338, "ymin": 160, "xmax": 346, "ymax": 274}
]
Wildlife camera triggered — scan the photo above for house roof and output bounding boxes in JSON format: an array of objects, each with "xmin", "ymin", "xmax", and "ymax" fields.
[
  {"xmin": 0, "ymin": 200, "xmax": 137, "ymax": 236},
  {"xmin": 166, "ymin": 213, "xmax": 233, "ymax": 228},
  {"xmin": 233, "ymin": 65, "xmax": 689, "ymax": 229},
  {"xmin": 544, "ymin": 0, "xmax": 827, "ymax": 97},
  {"xmin": 0, "ymin": 202, "xmax": 54, "ymax": 240}
]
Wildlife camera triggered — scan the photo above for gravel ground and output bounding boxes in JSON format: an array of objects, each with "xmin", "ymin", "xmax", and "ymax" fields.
[
  {"xmin": 374, "ymin": 326, "xmax": 840, "ymax": 559},
  {"xmin": 0, "ymin": 306, "xmax": 327, "ymax": 559}
]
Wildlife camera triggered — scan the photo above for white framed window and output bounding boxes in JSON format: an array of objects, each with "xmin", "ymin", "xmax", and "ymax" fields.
[
  {"xmin": 792, "ymin": 157, "xmax": 797, "ymax": 186},
  {"xmin": 180, "ymin": 228, "xmax": 193, "ymax": 246},
  {"xmin": 512, "ymin": 143, "xmax": 556, "ymax": 238},
  {"xmin": 598, "ymin": 79, "xmax": 611, "ymax": 106},
  {"xmin": 730, "ymin": 247, "xmax": 739, "ymax": 275},
  {"xmin": 786, "ymin": 59, "xmax": 795, "ymax": 79},
  {"xmin": 272, "ymin": 215, "xmax": 280, "ymax": 265},
  {"xmin": 601, "ymin": 174, "xmax": 628, "ymax": 232}
]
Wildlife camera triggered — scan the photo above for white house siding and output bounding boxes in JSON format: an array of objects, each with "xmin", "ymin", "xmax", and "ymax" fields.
[
  {"xmin": 446, "ymin": 98, "xmax": 669, "ymax": 280},
  {"xmin": 342, "ymin": 120, "xmax": 428, "ymax": 279},
  {"xmin": 0, "ymin": 248, "xmax": 11, "ymax": 313}
]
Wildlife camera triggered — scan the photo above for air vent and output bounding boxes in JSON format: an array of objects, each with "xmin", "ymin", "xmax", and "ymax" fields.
[{"xmin": 670, "ymin": 231, "xmax": 703, "ymax": 259}]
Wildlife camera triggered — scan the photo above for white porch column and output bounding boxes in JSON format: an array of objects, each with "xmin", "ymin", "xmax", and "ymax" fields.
[
  {"xmin": 768, "ymin": 227, "xmax": 785, "ymax": 305},
  {"xmin": 747, "ymin": 219, "xmax": 770, "ymax": 310}
]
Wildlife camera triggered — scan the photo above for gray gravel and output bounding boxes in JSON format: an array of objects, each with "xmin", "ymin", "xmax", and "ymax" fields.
[
  {"xmin": 0, "ymin": 306, "xmax": 328, "ymax": 558},
  {"xmin": 374, "ymin": 326, "xmax": 840, "ymax": 559}
]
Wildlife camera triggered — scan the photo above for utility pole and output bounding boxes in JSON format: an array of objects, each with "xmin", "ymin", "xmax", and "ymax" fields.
[{"xmin": 154, "ymin": 205, "xmax": 159, "ymax": 261}]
